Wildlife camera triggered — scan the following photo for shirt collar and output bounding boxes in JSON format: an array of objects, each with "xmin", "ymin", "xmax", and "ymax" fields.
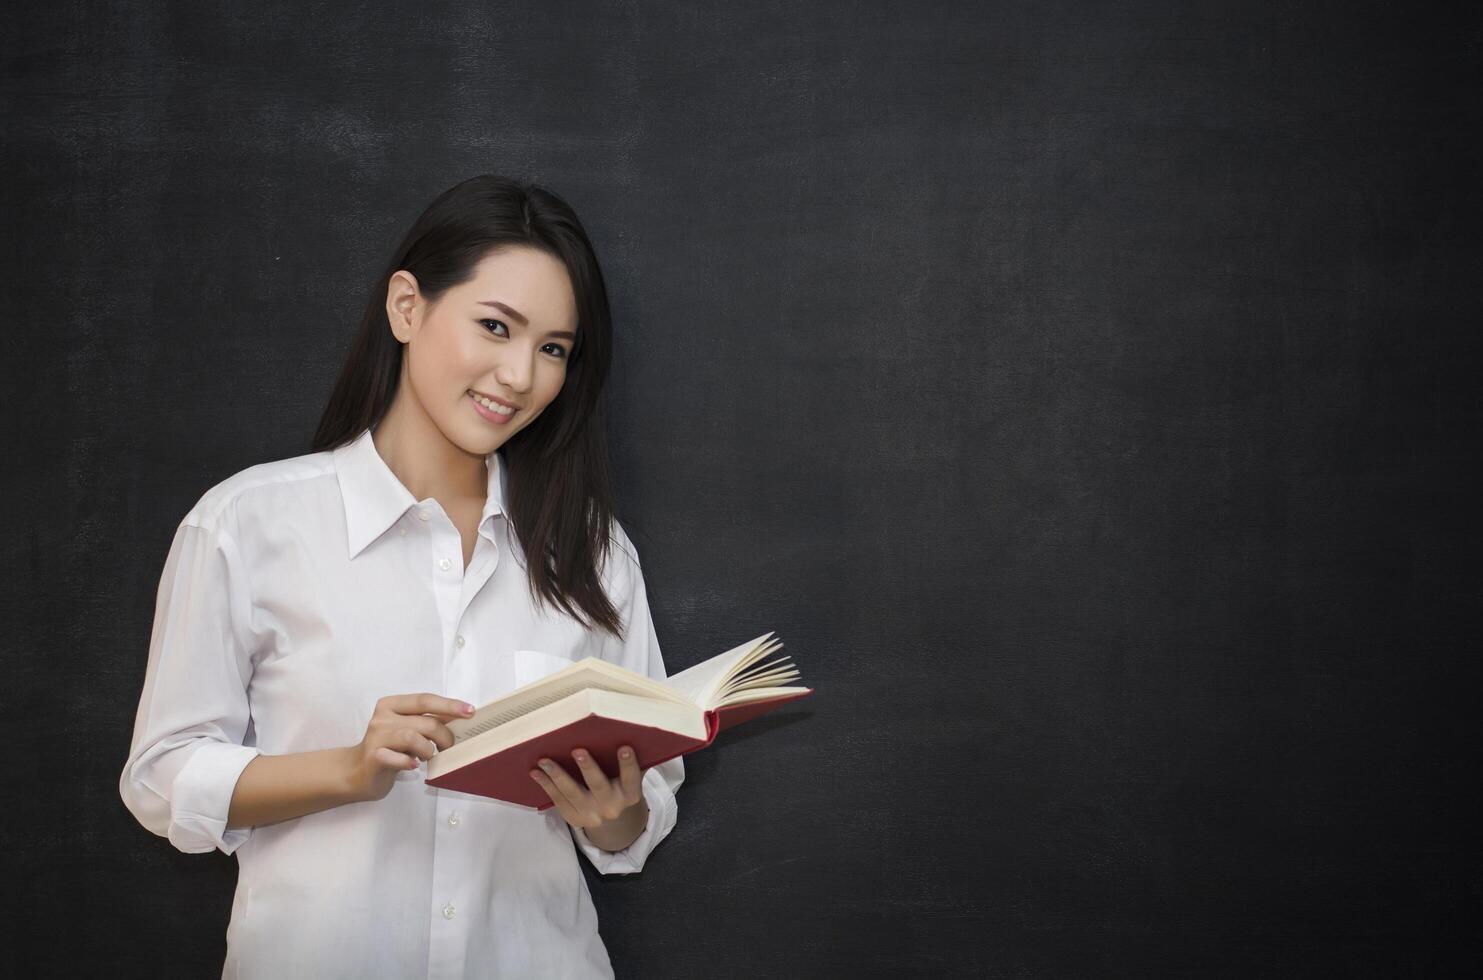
[{"xmin": 332, "ymin": 426, "xmax": 508, "ymax": 560}]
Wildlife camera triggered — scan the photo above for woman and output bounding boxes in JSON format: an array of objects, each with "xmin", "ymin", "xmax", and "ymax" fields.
[{"xmin": 118, "ymin": 174, "xmax": 684, "ymax": 979}]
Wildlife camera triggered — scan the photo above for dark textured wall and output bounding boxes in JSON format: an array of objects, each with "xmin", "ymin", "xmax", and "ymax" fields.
[{"xmin": 4, "ymin": 1, "xmax": 1479, "ymax": 976}]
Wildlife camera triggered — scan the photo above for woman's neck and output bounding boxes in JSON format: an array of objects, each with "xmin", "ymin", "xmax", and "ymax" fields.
[{"xmin": 371, "ymin": 396, "xmax": 488, "ymax": 506}]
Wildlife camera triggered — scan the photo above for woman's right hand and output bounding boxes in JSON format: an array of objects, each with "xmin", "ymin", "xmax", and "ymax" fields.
[{"xmin": 343, "ymin": 693, "xmax": 474, "ymax": 802}]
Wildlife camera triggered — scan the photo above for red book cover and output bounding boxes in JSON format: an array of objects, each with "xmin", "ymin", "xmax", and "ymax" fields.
[{"xmin": 424, "ymin": 688, "xmax": 814, "ymax": 810}]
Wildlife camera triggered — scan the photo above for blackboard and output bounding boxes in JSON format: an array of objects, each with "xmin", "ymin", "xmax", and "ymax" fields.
[{"xmin": 4, "ymin": 1, "xmax": 1478, "ymax": 976}]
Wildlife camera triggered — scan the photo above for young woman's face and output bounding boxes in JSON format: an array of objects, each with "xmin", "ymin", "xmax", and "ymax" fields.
[{"xmin": 387, "ymin": 244, "xmax": 578, "ymax": 454}]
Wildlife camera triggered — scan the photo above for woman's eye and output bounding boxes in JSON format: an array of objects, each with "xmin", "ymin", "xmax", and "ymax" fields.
[{"xmin": 481, "ymin": 319, "xmax": 567, "ymax": 359}]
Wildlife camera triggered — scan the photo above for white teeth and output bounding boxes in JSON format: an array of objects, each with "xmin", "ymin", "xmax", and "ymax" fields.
[{"xmin": 470, "ymin": 392, "xmax": 514, "ymax": 415}]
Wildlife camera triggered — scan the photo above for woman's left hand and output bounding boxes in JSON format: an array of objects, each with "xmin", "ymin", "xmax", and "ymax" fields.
[{"xmin": 529, "ymin": 745, "xmax": 645, "ymax": 831}]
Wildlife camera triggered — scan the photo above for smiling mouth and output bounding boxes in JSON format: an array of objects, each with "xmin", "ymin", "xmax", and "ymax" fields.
[{"xmin": 468, "ymin": 390, "xmax": 517, "ymax": 417}]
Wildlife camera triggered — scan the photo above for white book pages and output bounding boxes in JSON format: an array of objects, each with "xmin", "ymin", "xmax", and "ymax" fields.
[{"xmin": 663, "ymin": 631, "xmax": 779, "ymax": 707}]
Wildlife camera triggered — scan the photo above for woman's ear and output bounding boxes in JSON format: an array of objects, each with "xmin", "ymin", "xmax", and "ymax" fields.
[{"xmin": 385, "ymin": 270, "xmax": 420, "ymax": 344}]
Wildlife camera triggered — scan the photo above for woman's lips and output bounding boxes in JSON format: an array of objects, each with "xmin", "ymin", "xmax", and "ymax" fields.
[{"xmin": 469, "ymin": 390, "xmax": 516, "ymax": 424}]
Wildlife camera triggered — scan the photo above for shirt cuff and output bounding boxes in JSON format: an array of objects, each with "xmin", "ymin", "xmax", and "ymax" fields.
[
  {"xmin": 168, "ymin": 741, "xmax": 261, "ymax": 856},
  {"xmin": 571, "ymin": 765, "xmax": 678, "ymax": 875}
]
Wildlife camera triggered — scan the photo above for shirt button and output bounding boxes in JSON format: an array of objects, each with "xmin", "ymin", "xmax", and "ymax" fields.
[
  {"xmin": 442, "ymin": 902, "xmax": 456, "ymax": 920},
  {"xmin": 455, "ymin": 635, "xmax": 465, "ymax": 649},
  {"xmin": 398, "ymin": 526, "xmax": 407, "ymax": 536},
  {"xmin": 418, "ymin": 509, "xmax": 431, "ymax": 522},
  {"xmin": 448, "ymin": 811, "xmax": 460, "ymax": 826},
  {"xmin": 438, "ymin": 557, "xmax": 452, "ymax": 571}
]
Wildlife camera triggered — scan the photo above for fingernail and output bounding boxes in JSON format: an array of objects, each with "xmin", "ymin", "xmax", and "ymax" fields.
[
  {"xmin": 620, "ymin": 749, "xmax": 632, "ymax": 759},
  {"xmin": 463, "ymin": 703, "xmax": 474, "ymax": 714},
  {"xmin": 573, "ymin": 750, "xmax": 586, "ymax": 762},
  {"xmin": 539, "ymin": 759, "xmax": 552, "ymax": 770}
]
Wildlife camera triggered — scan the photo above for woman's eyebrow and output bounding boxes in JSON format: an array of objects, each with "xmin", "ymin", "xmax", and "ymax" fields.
[
  {"xmin": 478, "ymin": 300, "xmax": 528, "ymax": 325},
  {"xmin": 478, "ymin": 300, "xmax": 576, "ymax": 340}
]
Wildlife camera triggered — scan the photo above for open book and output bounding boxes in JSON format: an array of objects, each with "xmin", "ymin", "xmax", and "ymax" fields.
[{"xmin": 425, "ymin": 631, "xmax": 813, "ymax": 809}]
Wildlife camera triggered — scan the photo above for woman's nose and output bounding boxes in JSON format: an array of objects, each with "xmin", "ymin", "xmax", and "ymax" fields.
[{"xmin": 495, "ymin": 361, "xmax": 531, "ymax": 392}]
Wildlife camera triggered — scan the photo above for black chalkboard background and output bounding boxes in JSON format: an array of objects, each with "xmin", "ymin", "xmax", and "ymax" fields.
[{"xmin": 3, "ymin": 1, "xmax": 1478, "ymax": 977}]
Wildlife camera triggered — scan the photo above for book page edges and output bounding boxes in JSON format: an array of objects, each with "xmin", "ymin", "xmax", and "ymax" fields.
[
  {"xmin": 431, "ymin": 688, "xmax": 707, "ymax": 778},
  {"xmin": 445, "ymin": 630, "xmax": 798, "ymax": 744},
  {"xmin": 664, "ymin": 630, "xmax": 785, "ymax": 707},
  {"xmin": 448, "ymin": 657, "xmax": 693, "ymax": 741}
]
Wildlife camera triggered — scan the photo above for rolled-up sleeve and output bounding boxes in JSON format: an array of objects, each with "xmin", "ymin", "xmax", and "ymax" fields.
[
  {"xmin": 118, "ymin": 517, "xmax": 262, "ymax": 856},
  {"xmin": 571, "ymin": 522, "xmax": 684, "ymax": 875}
]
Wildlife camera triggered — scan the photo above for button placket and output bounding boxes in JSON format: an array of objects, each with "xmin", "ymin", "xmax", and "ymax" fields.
[{"xmin": 422, "ymin": 499, "xmax": 472, "ymax": 980}]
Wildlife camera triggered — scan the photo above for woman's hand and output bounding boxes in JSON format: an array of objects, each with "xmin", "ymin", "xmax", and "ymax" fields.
[
  {"xmin": 343, "ymin": 692, "xmax": 473, "ymax": 802},
  {"xmin": 529, "ymin": 745, "xmax": 648, "ymax": 845}
]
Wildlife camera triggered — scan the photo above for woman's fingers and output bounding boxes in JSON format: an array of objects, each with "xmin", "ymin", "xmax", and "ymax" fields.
[
  {"xmin": 380, "ymin": 727, "xmax": 438, "ymax": 766},
  {"xmin": 616, "ymin": 746, "xmax": 643, "ymax": 801},
  {"xmin": 349, "ymin": 693, "xmax": 475, "ymax": 802},
  {"xmin": 378, "ymin": 692, "xmax": 474, "ymax": 721},
  {"xmin": 370, "ymin": 704, "xmax": 459, "ymax": 751},
  {"xmin": 529, "ymin": 766, "xmax": 580, "ymax": 822},
  {"xmin": 569, "ymin": 749, "xmax": 613, "ymax": 795},
  {"xmin": 533, "ymin": 754, "xmax": 589, "ymax": 803},
  {"xmin": 575, "ymin": 746, "xmax": 642, "ymax": 807},
  {"xmin": 399, "ymin": 713, "xmax": 457, "ymax": 751},
  {"xmin": 374, "ymin": 745, "xmax": 418, "ymax": 771}
]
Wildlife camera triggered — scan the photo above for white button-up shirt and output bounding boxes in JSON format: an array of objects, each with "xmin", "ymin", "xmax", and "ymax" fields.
[{"xmin": 119, "ymin": 426, "xmax": 684, "ymax": 979}]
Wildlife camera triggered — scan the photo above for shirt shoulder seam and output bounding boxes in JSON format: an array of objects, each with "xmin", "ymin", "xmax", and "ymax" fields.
[{"xmin": 183, "ymin": 456, "xmax": 339, "ymax": 530}]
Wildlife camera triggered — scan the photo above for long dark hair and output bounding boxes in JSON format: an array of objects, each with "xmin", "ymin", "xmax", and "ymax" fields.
[{"xmin": 311, "ymin": 174, "xmax": 627, "ymax": 640}]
